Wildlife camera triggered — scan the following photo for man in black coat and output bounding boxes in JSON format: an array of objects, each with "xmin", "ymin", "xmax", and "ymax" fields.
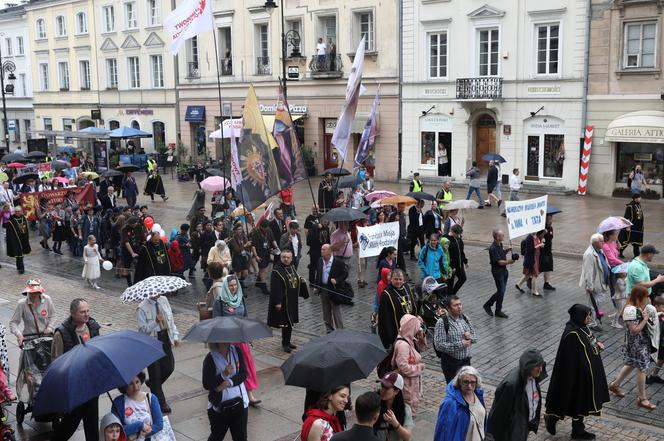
[
  {"xmin": 487, "ymin": 349, "xmax": 546, "ymax": 441},
  {"xmin": 306, "ymin": 218, "xmax": 330, "ymax": 283},
  {"xmin": 407, "ymin": 200, "xmax": 425, "ymax": 260},
  {"xmin": 422, "ymin": 201, "xmax": 443, "ymax": 239},
  {"xmin": 5, "ymin": 206, "xmax": 30, "ymax": 273},
  {"xmin": 315, "ymin": 244, "xmax": 348, "ymax": 332},
  {"xmin": 377, "ymin": 269, "xmax": 418, "ymax": 348},
  {"xmin": 100, "ymin": 186, "xmax": 118, "ymax": 211},
  {"xmin": 444, "ymin": 224, "xmax": 467, "ymax": 294},
  {"xmin": 330, "ymin": 392, "xmax": 382, "ymax": 441},
  {"xmin": 134, "ymin": 231, "xmax": 172, "ymax": 283},
  {"xmin": 269, "ymin": 208, "xmax": 287, "ymax": 243},
  {"xmin": 317, "ymin": 173, "xmax": 335, "ymax": 213}
]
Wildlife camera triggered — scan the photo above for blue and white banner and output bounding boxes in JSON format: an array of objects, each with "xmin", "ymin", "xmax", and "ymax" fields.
[
  {"xmin": 357, "ymin": 221, "xmax": 400, "ymax": 258},
  {"xmin": 504, "ymin": 195, "xmax": 548, "ymax": 239}
]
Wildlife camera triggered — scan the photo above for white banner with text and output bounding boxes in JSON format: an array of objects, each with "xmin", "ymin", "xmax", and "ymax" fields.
[
  {"xmin": 357, "ymin": 221, "xmax": 400, "ymax": 258},
  {"xmin": 504, "ymin": 195, "xmax": 548, "ymax": 239}
]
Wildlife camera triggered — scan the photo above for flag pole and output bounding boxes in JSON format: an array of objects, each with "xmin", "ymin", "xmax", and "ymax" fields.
[{"xmin": 210, "ymin": 15, "xmax": 227, "ymax": 186}]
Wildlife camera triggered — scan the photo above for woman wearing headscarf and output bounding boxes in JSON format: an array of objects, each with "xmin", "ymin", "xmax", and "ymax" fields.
[
  {"xmin": 208, "ymin": 240, "xmax": 232, "ymax": 270},
  {"xmin": 392, "ymin": 314, "xmax": 426, "ymax": 416},
  {"xmin": 544, "ymin": 304, "xmax": 609, "ymax": 439}
]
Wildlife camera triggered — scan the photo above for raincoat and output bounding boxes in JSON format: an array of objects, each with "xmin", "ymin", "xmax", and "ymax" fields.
[
  {"xmin": 392, "ymin": 314, "xmax": 425, "ymax": 415},
  {"xmin": 434, "ymin": 381, "xmax": 486, "ymax": 441}
]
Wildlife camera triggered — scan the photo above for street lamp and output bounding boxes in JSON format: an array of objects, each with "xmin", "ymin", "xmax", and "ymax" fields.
[{"xmin": 264, "ymin": 0, "xmax": 288, "ymax": 98}]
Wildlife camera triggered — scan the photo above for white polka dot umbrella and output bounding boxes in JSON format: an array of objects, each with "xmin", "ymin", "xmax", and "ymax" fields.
[{"xmin": 121, "ymin": 276, "xmax": 191, "ymax": 303}]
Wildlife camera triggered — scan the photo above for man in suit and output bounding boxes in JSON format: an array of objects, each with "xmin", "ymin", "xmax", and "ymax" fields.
[
  {"xmin": 100, "ymin": 186, "xmax": 117, "ymax": 211},
  {"xmin": 408, "ymin": 199, "xmax": 425, "ymax": 260},
  {"xmin": 279, "ymin": 221, "xmax": 303, "ymax": 269},
  {"xmin": 270, "ymin": 208, "xmax": 287, "ymax": 243},
  {"xmin": 212, "ymin": 218, "xmax": 228, "ymax": 241},
  {"xmin": 315, "ymin": 244, "xmax": 347, "ymax": 332}
]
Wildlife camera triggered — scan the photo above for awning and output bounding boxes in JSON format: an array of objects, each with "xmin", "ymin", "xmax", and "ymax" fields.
[
  {"xmin": 351, "ymin": 111, "xmax": 379, "ymax": 133},
  {"xmin": 261, "ymin": 113, "xmax": 305, "ymax": 131},
  {"xmin": 185, "ymin": 105, "xmax": 206, "ymax": 122},
  {"xmin": 605, "ymin": 110, "xmax": 664, "ymax": 144}
]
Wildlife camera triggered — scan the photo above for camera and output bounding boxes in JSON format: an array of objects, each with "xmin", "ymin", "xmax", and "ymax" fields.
[{"xmin": 512, "ymin": 253, "xmax": 520, "ymax": 261}]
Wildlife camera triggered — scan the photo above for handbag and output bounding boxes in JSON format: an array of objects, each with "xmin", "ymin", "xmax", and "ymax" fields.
[{"xmin": 147, "ymin": 393, "xmax": 177, "ymax": 441}]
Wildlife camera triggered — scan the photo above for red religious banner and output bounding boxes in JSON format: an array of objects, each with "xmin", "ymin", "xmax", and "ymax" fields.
[{"xmin": 19, "ymin": 184, "xmax": 96, "ymax": 221}]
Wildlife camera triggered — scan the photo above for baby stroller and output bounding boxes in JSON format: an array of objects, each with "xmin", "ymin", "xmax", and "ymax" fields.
[
  {"xmin": 15, "ymin": 334, "xmax": 58, "ymax": 428},
  {"xmin": 417, "ymin": 277, "xmax": 449, "ymax": 336}
]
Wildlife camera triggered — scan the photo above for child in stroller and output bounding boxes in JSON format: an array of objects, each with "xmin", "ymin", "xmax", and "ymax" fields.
[{"xmin": 417, "ymin": 277, "xmax": 450, "ymax": 334}]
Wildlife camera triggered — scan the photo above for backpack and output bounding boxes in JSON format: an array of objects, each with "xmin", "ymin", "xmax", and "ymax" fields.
[
  {"xmin": 377, "ymin": 337, "xmax": 407, "ymax": 378},
  {"xmin": 433, "ymin": 313, "xmax": 470, "ymax": 358}
]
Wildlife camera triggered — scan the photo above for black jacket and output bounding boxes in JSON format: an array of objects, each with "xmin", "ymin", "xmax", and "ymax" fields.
[
  {"xmin": 315, "ymin": 257, "xmax": 349, "ymax": 289},
  {"xmin": 330, "ymin": 424, "xmax": 381, "ymax": 441},
  {"xmin": 270, "ymin": 219, "xmax": 287, "ymax": 245},
  {"xmin": 407, "ymin": 206, "xmax": 423, "ymax": 235},
  {"xmin": 377, "ymin": 284, "xmax": 418, "ymax": 348},
  {"xmin": 55, "ymin": 317, "xmax": 101, "ymax": 354},
  {"xmin": 522, "ymin": 234, "xmax": 536, "ymax": 273},
  {"xmin": 202, "ymin": 347, "xmax": 247, "ymax": 406},
  {"xmin": 100, "ymin": 194, "xmax": 117, "ymax": 211},
  {"xmin": 423, "ymin": 210, "xmax": 442, "ymax": 238},
  {"xmin": 444, "ymin": 234, "xmax": 467, "ymax": 270}
]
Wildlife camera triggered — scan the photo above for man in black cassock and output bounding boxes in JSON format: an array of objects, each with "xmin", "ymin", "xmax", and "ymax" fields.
[
  {"xmin": 544, "ymin": 304, "xmax": 609, "ymax": 440},
  {"xmin": 144, "ymin": 170, "xmax": 168, "ymax": 202},
  {"xmin": 6, "ymin": 206, "xmax": 31, "ymax": 274},
  {"xmin": 134, "ymin": 231, "xmax": 171, "ymax": 283},
  {"xmin": 619, "ymin": 193, "xmax": 644, "ymax": 258},
  {"xmin": 267, "ymin": 249, "xmax": 308, "ymax": 353},
  {"xmin": 317, "ymin": 172, "xmax": 334, "ymax": 213}
]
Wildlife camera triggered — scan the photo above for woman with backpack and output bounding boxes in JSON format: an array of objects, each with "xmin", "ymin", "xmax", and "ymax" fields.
[{"xmin": 392, "ymin": 314, "xmax": 426, "ymax": 416}]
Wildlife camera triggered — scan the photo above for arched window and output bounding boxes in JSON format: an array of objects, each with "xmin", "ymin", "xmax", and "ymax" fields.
[
  {"xmin": 108, "ymin": 120, "xmax": 120, "ymax": 151},
  {"xmin": 55, "ymin": 16, "xmax": 67, "ymax": 37},
  {"xmin": 152, "ymin": 121, "xmax": 165, "ymax": 151},
  {"xmin": 131, "ymin": 120, "xmax": 142, "ymax": 149},
  {"xmin": 76, "ymin": 12, "xmax": 88, "ymax": 34},
  {"xmin": 36, "ymin": 19, "xmax": 46, "ymax": 39}
]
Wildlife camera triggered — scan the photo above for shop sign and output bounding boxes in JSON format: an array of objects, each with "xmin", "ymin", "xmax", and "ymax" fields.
[
  {"xmin": 259, "ymin": 103, "xmax": 308, "ymax": 114},
  {"xmin": 420, "ymin": 114, "xmax": 453, "ymax": 132},
  {"xmin": 288, "ymin": 66, "xmax": 299, "ymax": 79},
  {"xmin": 325, "ymin": 120, "xmax": 337, "ymax": 134},
  {"xmin": 606, "ymin": 126, "xmax": 664, "ymax": 144},
  {"xmin": 125, "ymin": 108, "xmax": 155, "ymax": 115},
  {"xmin": 423, "ymin": 87, "xmax": 448, "ymax": 96},
  {"xmin": 7, "ymin": 121, "xmax": 15, "ymax": 132},
  {"xmin": 526, "ymin": 116, "xmax": 564, "ymax": 133},
  {"xmin": 527, "ymin": 85, "xmax": 561, "ymax": 95}
]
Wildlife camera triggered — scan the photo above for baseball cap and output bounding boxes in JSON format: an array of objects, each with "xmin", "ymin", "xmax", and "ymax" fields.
[
  {"xmin": 377, "ymin": 372, "xmax": 404, "ymax": 391},
  {"xmin": 641, "ymin": 244, "xmax": 660, "ymax": 255}
]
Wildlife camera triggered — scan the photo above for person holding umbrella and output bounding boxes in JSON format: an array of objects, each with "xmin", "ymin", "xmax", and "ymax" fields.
[
  {"xmin": 122, "ymin": 171, "xmax": 139, "ymax": 208},
  {"xmin": 51, "ymin": 298, "xmax": 101, "ymax": 441}
]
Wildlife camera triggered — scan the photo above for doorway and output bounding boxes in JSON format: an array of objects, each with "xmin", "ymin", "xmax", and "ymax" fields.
[
  {"xmin": 475, "ymin": 114, "xmax": 496, "ymax": 174},
  {"xmin": 323, "ymin": 119, "xmax": 339, "ymax": 170}
]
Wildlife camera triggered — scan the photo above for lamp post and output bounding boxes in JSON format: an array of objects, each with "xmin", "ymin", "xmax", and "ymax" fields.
[
  {"xmin": 0, "ymin": 35, "xmax": 17, "ymax": 153},
  {"xmin": 264, "ymin": 0, "xmax": 288, "ymax": 98}
]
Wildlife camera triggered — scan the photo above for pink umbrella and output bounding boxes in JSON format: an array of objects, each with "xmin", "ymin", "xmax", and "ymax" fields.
[
  {"xmin": 365, "ymin": 190, "xmax": 396, "ymax": 202},
  {"xmin": 597, "ymin": 216, "xmax": 632, "ymax": 234},
  {"xmin": 52, "ymin": 176, "xmax": 70, "ymax": 185},
  {"xmin": 200, "ymin": 176, "xmax": 230, "ymax": 193}
]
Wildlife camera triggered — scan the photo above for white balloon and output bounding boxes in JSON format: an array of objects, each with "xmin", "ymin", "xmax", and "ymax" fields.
[
  {"xmin": 160, "ymin": 229, "xmax": 166, "ymax": 238},
  {"xmin": 102, "ymin": 260, "xmax": 113, "ymax": 271},
  {"xmin": 151, "ymin": 223, "xmax": 161, "ymax": 233}
]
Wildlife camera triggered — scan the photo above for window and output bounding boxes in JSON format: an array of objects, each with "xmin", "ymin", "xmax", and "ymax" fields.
[
  {"xmin": 131, "ymin": 120, "xmax": 142, "ymax": 148},
  {"xmin": 24, "ymin": 119, "xmax": 31, "ymax": 140},
  {"xmin": 429, "ymin": 32, "xmax": 448, "ymax": 78},
  {"xmin": 58, "ymin": 62, "xmax": 70, "ymax": 90},
  {"xmin": 543, "ymin": 134, "xmax": 564, "ymax": 178},
  {"xmin": 128, "ymin": 56, "xmax": 140, "ymax": 88},
  {"xmin": 102, "ymin": 6, "xmax": 115, "ymax": 32},
  {"xmin": 219, "ymin": 27, "xmax": 232, "ymax": 75},
  {"xmin": 76, "ymin": 12, "xmax": 88, "ymax": 34},
  {"xmin": 153, "ymin": 121, "xmax": 165, "ymax": 150},
  {"xmin": 39, "ymin": 63, "xmax": 49, "ymax": 91},
  {"xmin": 536, "ymin": 24, "xmax": 559, "ymax": 75},
  {"xmin": 421, "ymin": 132, "xmax": 435, "ymax": 165},
  {"xmin": 4, "ymin": 38, "xmax": 12, "ymax": 56},
  {"xmin": 36, "ymin": 19, "xmax": 47, "ymax": 39},
  {"xmin": 63, "ymin": 118, "xmax": 74, "ymax": 142},
  {"xmin": 255, "ymin": 24, "xmax": 270, "ymax": 75},
  {"xmin": 147, "ymin": 0, "xmax": 161, "ymax": 26},
  {"xmin": 150, "ymin": 55, "xmax": 164, "ymax": 88},
  {"xmin": 19, "ymin": 73, "xmax": 26, "ymax": 96},
  {"xmin": 16, "ymin": 37, "xmax": 24, "ymax": 55},
  {"xmin": 186, "ymin": 36, "xmax": 199, "ymax": 78},
  {"xmin": 478, "ymin": 28, "xmax": 499, "ymax": 76},
  {"xmin": 106, "ymin": 58, "xmax": 118, "ymax": 88},
  {"xmin": 624, "ymin": 22, "xmax": 656, "ymax": 68},
  {"xmin": 286, "ymin": 20, "xmax": 302, "ymax": 57},
  {"xmin": 43, "ymin": 118, "xmax": 53, "ymax": 131},
  {"xmin": 355, "ymin": 11, "xmax": 374, "ymax": 51},
  {"xmin": 13, "ymin": 120, "xmax": 21, "ymax": 143},
  {"xmin": 80, "ymin": 60, "xmax": 91, "ymax": 89},
  {"xmin": 56, "ymin": 16, "xmax": 67, "ymax": 37},
  {"xmin": 125, "ymin": 2, "xmax": 137, "ymax": 29}
]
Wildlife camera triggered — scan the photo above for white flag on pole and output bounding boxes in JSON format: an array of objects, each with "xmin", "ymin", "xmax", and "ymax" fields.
[
  {"xmin": 164, "ymin": 0, "xmax": 213, "ymax": 55},
  {"xmin": 331, "ymin": 37, "xmax": 366, "ymax": 160}
]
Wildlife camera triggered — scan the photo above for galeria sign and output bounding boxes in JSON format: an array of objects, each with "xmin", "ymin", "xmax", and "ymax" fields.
[
  {"xmin": 504, "ymin": 195, "xmax": 548, "ymax": 239},
  {"xmin": 357, "ymin": 221, "xmax": 400, "ymax": 258}
]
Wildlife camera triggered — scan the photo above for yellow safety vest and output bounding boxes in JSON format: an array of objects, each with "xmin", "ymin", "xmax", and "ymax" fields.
[
  {"xmin": 412, "ymin": 179, "xmax": 422, "ymax": 192},
  {"xmin": 438, "ymin": 189, "xmax": 453, "ymax": 209},
  {"xmin": 147, "ymin": 159, "xmax": 156, "ymax": 172}
]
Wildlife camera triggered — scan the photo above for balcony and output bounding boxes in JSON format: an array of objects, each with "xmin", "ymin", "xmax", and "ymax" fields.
[
  {"xmin": 221, "ymin": 58, "xmax": 232, "ymax": 76},
  {"xmin": 186, "ymin": 62, "xmax": 200, "ymax": 79},
  {"xmin": 309, "ymin": 54, "xmax": 343, "ymax": 79},
  {"xmin": 456, "ymin": 77, "xmax": 503, "ymax": 100},
  {"xmin": 256, "ymin": 57, "xmax": 271, "ymax": 75}
]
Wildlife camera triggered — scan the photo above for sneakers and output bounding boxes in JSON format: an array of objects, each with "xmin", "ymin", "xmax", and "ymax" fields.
[
  {"xmin": 483, "ymin": 304, "xmax": 494, "ymax": 317},
  {"xmin": 646, "ymin": 375, "xmax": 664, "ymax": 385},
  {"xmin": 543, "ymin": 282, "xmax": 556, "ymax": 291},
  {"xmin": 495, "ymin": 311, "xmax": 509, "ymax": 319}
]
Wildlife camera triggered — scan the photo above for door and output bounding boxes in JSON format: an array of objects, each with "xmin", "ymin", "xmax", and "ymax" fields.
[
  {"xmin": 475, "ymin": 115, "xmax": 496, "ymax": 174},
  {"xmin": 323, "ymin": 133, "xmax": 338, "ymax": 170},
  {"xmin": 527, "ymin": 135, "xmax": 540, "ymax": 179}
]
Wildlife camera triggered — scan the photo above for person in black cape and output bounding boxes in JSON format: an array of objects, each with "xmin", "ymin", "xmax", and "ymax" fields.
[
  {"xmin": 619, "ymin": 194, "xmax": 644, "ymax": 258},
  {"xmin": 6, "ymin": 206, "xmax": 31, "ymax": 273},
  {"xmin": 143, "ymin": 169, "xmax": 168, "ymax": 201},
  {"xmin": 377, "ymin": 269, "xmax": 418, "ymax": 349},
  {"xmin": 544, "ymin": 304, "xmax": 609, "ymax": 440},
  {"xmin": 267, "ymin": 249, "xmax": 309, "ymax": 353},
  {"xmin": 134, "ymin": 231, "xmax": 172, "ymax": 283},
  {"xmin": 317, "ymin": 173, "xmax": 335, "ymax": 213}
]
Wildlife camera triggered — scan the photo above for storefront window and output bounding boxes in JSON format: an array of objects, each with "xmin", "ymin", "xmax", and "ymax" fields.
[
  {"xmin": 543, "ymin": 134, "xmax": 564, "ymax": 178},
  {"xmin": 527, "ymin": 135, "xmax": 539, "ymax": 177},
  {"xmin": 421, "ymin": 132, "xmax": 435, "ymax": 165},
  {"xmin": 152, "ymin": 121, "xmax": 165, "ymax": 151},
  {"xmin": 615, "ymin": 143, "xmax": 664, "ymax": 187}
]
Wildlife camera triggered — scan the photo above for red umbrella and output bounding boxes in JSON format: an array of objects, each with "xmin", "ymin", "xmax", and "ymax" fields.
[{"xmin": 7, "ymin": 162, "xmax": 26, "ymax": 169}]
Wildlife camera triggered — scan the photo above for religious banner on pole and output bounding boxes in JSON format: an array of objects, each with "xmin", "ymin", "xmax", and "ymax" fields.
[
  {"xmin": 273, "ymin": 87, "xmax": 307, "ymax": 187},
  {"xmin": 355, "ymin": 86, "xmax": 380, "ymax": 167},
  {"xmin": 357, "ymin": 221, "xmax": 400, "ymax": 258},
  {"xmin": 504, "ymin": 195, "xmax": 548, "ymax": 239},
  {"xmin": 19, "ymin": 184, "xmax": 96, "ymax": 221}
]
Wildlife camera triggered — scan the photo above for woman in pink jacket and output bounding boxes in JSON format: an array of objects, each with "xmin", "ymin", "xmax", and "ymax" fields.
[
  {"xmin": 602, "ymin": 229, "xmax": 624, "ymax": 302},
  {"xmin": 392, "ymin": 314, "xmax": 426, "ymax": 416}
]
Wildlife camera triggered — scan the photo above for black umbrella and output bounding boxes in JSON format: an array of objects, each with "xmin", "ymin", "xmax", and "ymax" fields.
[
  {"xmin": 406, "ymin": 191, "xmax": 436, "ymax": 201},
  {"xmin": 337, "ymin": 175, "xmax": 359, "ymax": 189},
  {"xmin": 547, "ymin": 206, "xmax": 562, "ymax": 215},
  {"xmin": 26, "ymin": 151, "xmax": 47, "ymax": 159},
  {"xmin": 51, "ymin": 160, "xmax": 70, "ymax": 171},
  {"xmin": 183, "ymin": 316, "xmax": 272, "ymax": 343},
  {"xmin": 281, "ymin": 330, "xmax": 387, "ymax": 391},
  {"xmin": 206, "ymin": 168, "xmax": 224, "ymax": 177},
  {"xmin": 1, "ymin": 153, "xmax": 25, "ymax": 163},
  {"xmin": 116, "ymin": 164, "xmax": 140, "ymax": 173},
  {"xmin": 322, "ymin": 167, "xmax": 351, "ymax": 177},
  {"xmin": 320, "ymin": 207, "xmax": 367, "ymax": 223},
  {"xmin": 101, "ymin": 169, "xmax": 124, "ymax": 178},
  {"xmin": 13, "ymin": 173, "xmax": 39, "ymax": 185}
]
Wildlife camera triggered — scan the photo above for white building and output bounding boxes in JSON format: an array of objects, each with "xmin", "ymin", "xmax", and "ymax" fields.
[
  {"xmin": 401, "ymin": 0, "xmax": 588, "ymax": 191},
  {"xmin": 0, "ymin": 4, "xmax": 34, "ymax": 153}
]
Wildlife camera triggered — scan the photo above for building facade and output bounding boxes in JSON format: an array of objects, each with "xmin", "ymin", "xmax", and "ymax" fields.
[
  {"xmin": 176, "ymin": 0, "xmax": 400, "ymax": 181},
  {"xmin": 586, "ymin": 0, "xmax": 664, "ymax": 198},
  {"xmin": 401, "ymin": 0, "xmax": 587, "ymax": 191},
  {"xmin": 0, "ymin": 4, "xmax": 34, "ymax": 153}
]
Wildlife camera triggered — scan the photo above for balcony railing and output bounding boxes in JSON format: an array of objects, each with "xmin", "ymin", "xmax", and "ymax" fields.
[
  {"xmin": 221, "ymin": 57, "xmax": 233, "ymax": 76},
  {"xmin": 456, "ymin": 77, "xmax": 503, "ymax": 100},
  {"xmin": 256, "ymin": 57, "xmax": 271, "ymax": 75},
  {"xmin": 309, "ymin": 54, "xmax": 343, "ymax": 79},
  {"xmin": 186, "ymin": 62, "xmax": 200, "ymax": 79}
]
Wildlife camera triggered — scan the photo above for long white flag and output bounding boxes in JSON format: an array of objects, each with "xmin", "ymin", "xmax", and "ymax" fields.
[
  {"xmin": 164, "ymin": 0, "xmax": 213, "ymax": 55},
  {"xmin": 331, "ymin": 37, "xmax": 366, "ymax": 160}
]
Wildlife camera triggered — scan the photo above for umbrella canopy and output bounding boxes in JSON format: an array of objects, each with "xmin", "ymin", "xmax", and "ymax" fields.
[
  {"xmin": 365, "ymin": 190, "xmax": 395, "ymax": 202},
  {"xmin": 443, "ymin": 200, "xmax": 480, "ymax": 210},
  {"xmin": 116, "ymin": 164, "xmax": 140, "ymax": 173},
  {"xmin": 320, "ymin": 207, "xmax": 367, "ymax": 223},
  {"xmin": 79, "ymin": 127, "xmax": 110, "ymax": 136},
  {"xmin": 406, "ymin": 191, "xmax": 436, "ymax": 201},
  {"xmin": 13, "ymin": 173, "xmax": 39, "ymax": 185},
  {"xmin": 200, "ymin": 176, "xmax": 231, "ymax": 193},
  {"xmin": 597, "ymin": 216, "xmax": 632, "ymax": 234},
  {"xmin": 231, "ymin": 205, "xmax": 247, "ymax": 217},
  {"xmin": 205, "ymin": 168, "xmax": 224, "ymax": 177},
  {"xmin": 380, "ymin": 195, "xmax": 417, "ymax": 206},
  {"xmin": 57, "ymin": 145, "xmax": 76, "ymax": 154},
  {"xmin": 281, "ymin": 330, "xmax": 387, "ymax": 391},
  {"xmin": 121, "ymin": 276, "xmax": 191, "ymax": 302},
  {"xmin": 25, "ymin": 151, "xmax": 47, "ymax": 159},
  {"xmin": 6, "ymin": 162, "xmax": 26, "ymax": 169},
  {"xmin": 81, "ymin": 171, "xmax": 100, "ymax": 180},
  {"xmin": 481, "ymin": 153, "xmax": 507, "ymax": 163},
  {"xmin": 109, "ymin": 126, "xmax": 153, "ymax": 139},
  {"xmin": 33, "ymin": 331, "xmax": 165, "ymax": 415},
  {"xmin": 547, "ymin": 206, "xmax": 562, "ymax": 215},
  {"xmin": 0, "ymin": 172, "xmax": 7, "ymax": 183},
  {"xmin": 183, "ymin": 316, "xmax": 272, "ymax": 343},
  {"xmin": 101, "ymin": 169, "xmax": 124, "ymax": 178},
  {"xmin": 336, "ymin": 175, "xmax": 359, "ymax": 189},
  {"xmin": 51, "ymin": 160, "xmax": 70, "ymax": 171},
  {"xmin": 1, "ymin": 153, "xmax": 26, "ymax": 163},
  {"xmin": 52, "ymin": 176, "xmax": 70, "ymax": 185},
  {"xmin": 322, "ymin": 167, "xmax": 351, "ymax": 177}
]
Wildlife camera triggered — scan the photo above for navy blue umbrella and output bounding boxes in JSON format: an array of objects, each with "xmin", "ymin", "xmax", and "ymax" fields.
[
  {"xmin": 481, "ymin": 153, "xmax": 507, "ymax": 163},
  {"xmin": 33, "ymin": 330, "xmax": 165, "ymax": 415},
  {"xmin": 547, "ymin": 206, "xmax": 562, "ymax": 215}
]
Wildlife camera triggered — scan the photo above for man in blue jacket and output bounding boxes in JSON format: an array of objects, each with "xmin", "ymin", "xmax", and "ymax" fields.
[{"xmin": 418, "ymin": 233, "xmax": 447, "ymax": 282}]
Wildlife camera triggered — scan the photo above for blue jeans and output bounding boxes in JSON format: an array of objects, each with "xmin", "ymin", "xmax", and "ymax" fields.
[
  {"xmin": 466, "ymin": 187, "xmax": 483, "ymax": 204},
  {"xmin": 486, "ymin": 268, "xmax": 508, "ymax": 312}
]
